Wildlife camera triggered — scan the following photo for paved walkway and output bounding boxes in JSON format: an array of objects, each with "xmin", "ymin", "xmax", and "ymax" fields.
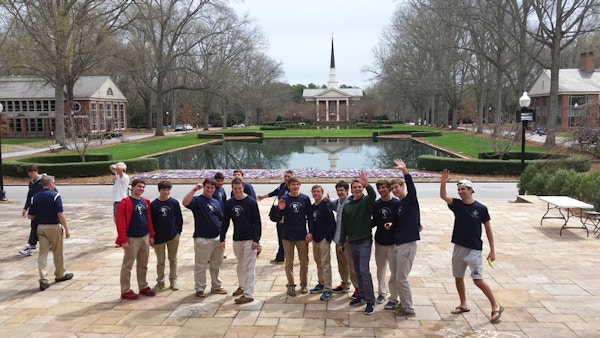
[{"xmin": 1, "ymin": 191, "xmax": 600, "ymax": 337}]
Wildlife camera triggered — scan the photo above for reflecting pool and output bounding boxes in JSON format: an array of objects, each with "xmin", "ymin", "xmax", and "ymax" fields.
[{"xmin": 155, "ymin": 138, "xmax": 456, "ymax": 170}]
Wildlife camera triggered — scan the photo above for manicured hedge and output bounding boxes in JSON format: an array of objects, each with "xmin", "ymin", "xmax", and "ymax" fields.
[
  {"xmin": 477, "ymin": 151, "xmax": 562, "ymax": 160},
  {"xmin": 417, "ymin": 154, "xmax": 590, "ymax": 175},
  {"xmin": 372, "ymin": 130, "xmax": 442, "ymax": 137},
  {"xmin": 519, "ymin": 162, "xmax": 600, "ymax": 207},
  {"xmin": 4, "ymin": 156, "xmax": 158, "ymax": 178},
  {"xmin": 197, "ymin": 133, "xmax": 225, "ymax": 139}
]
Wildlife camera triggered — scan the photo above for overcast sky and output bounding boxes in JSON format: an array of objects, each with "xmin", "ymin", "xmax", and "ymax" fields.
[{"xmin": 233, "ymin": 0, "xmax": 401, "ymax": 89}]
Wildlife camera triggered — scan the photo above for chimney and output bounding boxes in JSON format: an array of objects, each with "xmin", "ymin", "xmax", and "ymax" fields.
[{"xmin": 579, "ymin": 52, "xmax": 595, "ymax": 72}]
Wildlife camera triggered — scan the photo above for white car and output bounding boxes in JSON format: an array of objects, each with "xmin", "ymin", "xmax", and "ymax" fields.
[
  {"xmin": 232, "ymin": 123, "xmax": 245, "ymax": 128},
  {"xmin": 174, "ymin": 124, "xmax": 194, "ymax": 131}
]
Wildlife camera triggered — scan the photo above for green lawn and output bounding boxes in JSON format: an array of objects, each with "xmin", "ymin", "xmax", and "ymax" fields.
[
  {"xmin": 423, "ymin": 130, "xmax": 545, "ymax": 158},
  {"xmin": 13, "ymin": 124, "xmax": 548, "ymax": 161},
  {"xmin": 83, "ymin": 134, "xmax": 211, "ymax": 160}
]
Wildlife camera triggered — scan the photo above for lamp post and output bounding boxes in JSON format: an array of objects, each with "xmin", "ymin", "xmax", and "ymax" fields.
[
  {"xmin": 196, "ymin": 113, "xmax": 199, "ymax": 132},
  {"xmin": 0, "ymin": 102, "xmax": 6, "ymax": 201},
  {"xmin": 165, "ymin": 111, "xmax": 169, "ymax": 131},
  {"xmin": 518, "ymin": 92, "xmax": 532, "ymax": 173}
]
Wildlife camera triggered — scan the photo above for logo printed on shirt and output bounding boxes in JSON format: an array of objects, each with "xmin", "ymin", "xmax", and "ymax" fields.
[
  {"xmin": 159, "ymin": 205, "xmax": 171, "ymax": 217},
  {"xmin": 470, "ymin": 210, "xmax": 480, "ymax": 219},
  {"xmin": 311, "ymin": 209, "xmax": 319, "ymax": 222},
  {"xmin": 379, "ymin": 207, "xmax": 393, "ymax": 220},
  {"xmin": 135, "ymin": 203, "xmax": 146, "ymax": 215},
  {"xmin": 207, "ymin": 202, "xmax": 219, "ymax": 214},
  {"xmin": 290, "ymin": 201, "xmax": 303, "ymax": 213},
  {"xmin": 233, "ymin": 205, "xmax": 244, "ymax": 217}
]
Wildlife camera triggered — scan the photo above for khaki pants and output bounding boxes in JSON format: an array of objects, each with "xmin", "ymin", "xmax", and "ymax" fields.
[
  {"xmin": 233, "ymin": 240, "xmax": 257, "ymax": 298},
  {"xmin": 193, "ymin": 237, "xmax": 223, "ymax": 292},
  {"xmin": 335, "ymin": 242, "xmax": 358, "ymax": 289},
  {"xmin": 375, "ymin": 243, "xmax": 395, "ymax": 298},
  {"xmin": 283, "ymin": 239, "xmax": 308, "ymax": 288},
  {"xmin": 37, "ymin": 224, "xmax": 66, "ymax": 283},
  {"xmin": 154, "ymin": 234, "xmax": 180, "ymax": 283},
  {"xmin": 312, "ymin": 240, "xmax": 333, "ymax": 291},
  {"xmin": 120, "ymin": 235, "xmax": 150, "ymax": 293}
]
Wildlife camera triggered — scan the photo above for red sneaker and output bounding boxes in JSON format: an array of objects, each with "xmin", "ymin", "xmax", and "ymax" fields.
[
  {"xmin": 139, "ymin": 287, "xmax": 156, "ymax": 297},
  {"xmin": 351, "ymin": 288, "xmax": 360, "ymax": 299},
  {"xmin": 121, "ymin": 290, "xmax": 139, "ymax": 300}
]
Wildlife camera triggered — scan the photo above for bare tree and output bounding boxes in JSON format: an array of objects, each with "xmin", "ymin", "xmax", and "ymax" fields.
[
  {"xmin": 2, "ymin": 0, "xmax": 130, "ymax": 146},
  {"xmin": 528, "ymin": 0, "xmax": 600, "ymax": 147}
]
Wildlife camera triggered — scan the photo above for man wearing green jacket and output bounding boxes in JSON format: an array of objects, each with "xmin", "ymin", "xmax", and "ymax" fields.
[{"xmin": 338, "ymin": 171, "xmax": 376, "ymax": 315}]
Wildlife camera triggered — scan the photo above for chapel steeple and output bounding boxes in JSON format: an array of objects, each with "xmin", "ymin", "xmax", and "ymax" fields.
[{"xmin": 327, "ymin": 36, "xmax": 338, "ymax": 89}]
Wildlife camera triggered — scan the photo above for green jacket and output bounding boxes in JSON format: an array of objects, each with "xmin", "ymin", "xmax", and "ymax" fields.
[{"xmin": 339, "ymin": 184, "xmax": 376, "ymax": 245}]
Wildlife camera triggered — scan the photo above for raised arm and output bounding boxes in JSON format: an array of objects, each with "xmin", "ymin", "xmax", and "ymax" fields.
[
  {"xmin": 183, "ymin": 183, "xmax": 202, "ymax": 206},
  {"xmin": 439, "ymin": 169, "xmax": 453, "ymax": 205}
]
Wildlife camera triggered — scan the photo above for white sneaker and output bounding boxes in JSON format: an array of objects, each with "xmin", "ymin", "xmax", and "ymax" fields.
[
  {"xmin": 19, "ymin": 246, "xmax": 32, "ymax": 256},
  {"xmin": 170, "ymin": 281, "xmax": 179, "ymax": 291}
]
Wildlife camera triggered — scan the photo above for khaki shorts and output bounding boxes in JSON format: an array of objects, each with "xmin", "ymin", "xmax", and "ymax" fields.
[{"xmin": 452, "ymin": 244, "xmax": 483, "ymax": 279}]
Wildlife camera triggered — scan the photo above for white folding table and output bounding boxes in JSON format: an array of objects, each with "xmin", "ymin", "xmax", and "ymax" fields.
[{"xmin": 538, "ymin": 196, "xmax": 594, "ymax": 236}]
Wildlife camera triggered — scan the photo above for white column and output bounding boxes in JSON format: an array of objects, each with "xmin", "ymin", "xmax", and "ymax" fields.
[
  {"xmin": 326, "ymin": 99, "xmax": 330, "ymax": 122},
  {"xmin": 315, "ymin": 100, "xmax": 319, "ymax": 122}
]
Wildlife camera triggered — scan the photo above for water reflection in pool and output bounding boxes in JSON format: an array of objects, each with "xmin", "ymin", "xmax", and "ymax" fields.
[{"xmin": 155, "ymin": 138, "xmax": 455, "ymax": 170}]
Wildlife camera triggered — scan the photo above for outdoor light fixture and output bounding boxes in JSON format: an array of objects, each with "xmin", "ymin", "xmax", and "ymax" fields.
[
  {"xmin": 516, "ymin": 92, "xmax": 535, "ymax": 173},
  {"xmin": 0, "ymin": 102, "xmax": 7, "ymax": 201}
]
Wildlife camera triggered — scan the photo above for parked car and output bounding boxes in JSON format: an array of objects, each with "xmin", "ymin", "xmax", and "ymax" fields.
[
  {"xmin": 174, "ymin": 124, "xmax": 194, "ymax": 131},
  {"xmin": 232, "ymin": 123, "xmax": 245, "ymax": 128},
  {"xmin": 577, "ymin": 129, "xmax": 600, "ymax": 144}
]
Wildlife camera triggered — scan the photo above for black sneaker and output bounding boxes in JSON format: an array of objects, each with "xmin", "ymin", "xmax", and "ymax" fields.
[
  {"xmin": 364, "ymin": 303, "xmax": 375, "ymax": 315},
  {"xmin": 349, "ymin": 297, "xmax": 364, "ymax": 306},
  {"xmin": 55, "ymin": 272, "xmax": 73, "ymax": 283},
  {"xmin": 332, "ymin": 285, "xmax": 350, "ymax": 293},
  {"xmin": 39, "ymin": 281, "xmax": 51, "ymax": 291}
]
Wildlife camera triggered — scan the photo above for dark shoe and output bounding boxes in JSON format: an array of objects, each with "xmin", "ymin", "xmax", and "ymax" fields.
[
  {"xmin": 349, "ymin": 297, "xmax": 364, "ymax": 306},
  {"xmin": 384, "ymin": 300, "xmax": 398, "ymax": 310},
  {"xmin": 351, "ymin": 288, "xmax": 360, "ymax": 299},
  {"xmin": 211, "ymin": 288, "xmax": 227, "ymax": 294},
  {"xmin": 121, "ymin": 290, "xmax": 139, "ymax": 300},
  {"xmin": 364, "ymin": 303, "xmax": 375, "ymax": 315},
  {"xmin": 139, "ymin": 287, "xmax": 156, "ymax": 297},
  {"xmin": 195, "ymin": 291, "xmax": 205, "ymax": 298},
  {"xmin": 332, "ymin": 284, "xmax": 349, "ymax": 293},
  {"xmin": 269, "ymin": 259, "xmax": 284, "ymax": 265},
  {"xmin": 376, "ymin": 295, "xmax": 385, "ymax": 304},
  {"xmin": 39, "ymin": 281, "xmax": 51, "ymax": 291},
  {"xmin": 55, "ymin": 273, "xmax": 73, "ymax": 283},
  {"xmin": 235, "ymin": 295, "xmax": 254, "ymax": 304},
  {"xmin": 310, "ymin": 283, "xmax": 324, "ymax": 294},
  {"xmin": 233, "ymin": 287, "xmax": 243, "ymax": 296},
  {"xmin": 394, "ymin": 308, "xmax": 416, "ymax": 317}
]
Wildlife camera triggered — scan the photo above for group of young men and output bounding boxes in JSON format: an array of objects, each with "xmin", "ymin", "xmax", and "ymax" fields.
[{"xmin": 20, "ymin": 161, "xmax": 503, "ymax": 323}]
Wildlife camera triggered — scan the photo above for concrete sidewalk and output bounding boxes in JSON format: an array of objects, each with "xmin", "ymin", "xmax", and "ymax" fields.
[{"xmin": 1, "ymin": 193, "xmax": 599, "ymax": 337}]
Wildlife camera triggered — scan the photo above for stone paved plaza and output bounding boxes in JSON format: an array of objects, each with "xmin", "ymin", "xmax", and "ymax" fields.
[{"xmin": 1, "ymin": 190, "xmax": 600, "ymax": 337}]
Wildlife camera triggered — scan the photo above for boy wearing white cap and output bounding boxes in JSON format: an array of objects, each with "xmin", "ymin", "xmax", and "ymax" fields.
[
  {"xmin": 439, "ymin": 169, "xmax": 503, "ymax": 324},
  {"xmin": 110, "ymin": 162, "xmax": 129, "ymax": 224}
]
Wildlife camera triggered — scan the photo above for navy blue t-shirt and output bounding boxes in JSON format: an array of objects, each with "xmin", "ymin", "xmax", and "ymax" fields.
[
  {"xmin": 449, "ymin": 198, "xmax": 490, "ymax": 250},
  {"xmin": 221, "ymin": 195, "xmax": 261, "ymax": 243},
  {"xmin": 151, "ymin": 197, "xmax": 183, "ymax": 244},
  {"xmin": 308, "ymin": 201, "xmax": 336, "ymax": 243},
  {"xmin": 212, "ymin": 187, "xmax": 227, "ymax": 208},
  {"xmin": 372, "ymin": 197, "xmax": 400, "ymax": 246},
  {"xmin": 186, "ymin": 195, "xmax": 222, "ymax": 238},
  {"xmin": 280, "ymin": 193, "xmax": 311, "ymax": 241},
  {"xmin": 28, "ymin": 189, "xmax": 63, "ymax": 224},
  {"xmin": 392, "ymin": 174, "xmax": 421, "ymax": 245},
  {"xmin": 128, "ymin": 197, "xmax": 150, "ymax": 238}
]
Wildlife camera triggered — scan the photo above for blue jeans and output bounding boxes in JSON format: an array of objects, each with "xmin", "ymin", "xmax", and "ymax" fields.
[{"xmin": 350, "ymin": 238, "xmax": 375, "ymax": 305}]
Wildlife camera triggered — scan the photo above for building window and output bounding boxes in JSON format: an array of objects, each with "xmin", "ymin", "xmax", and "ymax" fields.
[
  {"xmin": 106, "ymin": 88, "xmax": 113, "ymax": 96},
  {"xmin": 43, "ymin": 101, "xmax": 49, "ymax": 111},
  {"xmin": 7, "ymin": 101, "xmax": 13, "ymax": 112}
]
